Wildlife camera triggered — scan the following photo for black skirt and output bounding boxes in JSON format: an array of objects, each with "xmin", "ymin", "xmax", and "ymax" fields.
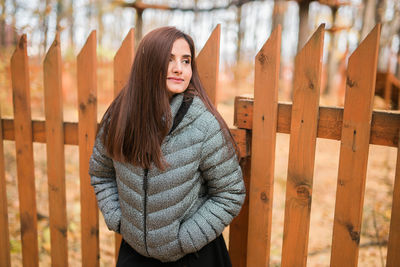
[{"xmin": 116, "ymin": 234, "xmax": 232, "ymax": 267}]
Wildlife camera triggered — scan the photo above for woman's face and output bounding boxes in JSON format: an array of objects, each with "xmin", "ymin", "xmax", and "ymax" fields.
[{"xmin": 166, "ymin": 38, "xmax": 192, "ymax": 95}]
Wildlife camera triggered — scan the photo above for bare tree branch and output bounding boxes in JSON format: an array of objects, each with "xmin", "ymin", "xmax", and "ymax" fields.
[{"xmin": 115, "ymin": 0, "xmax": 265, "ymax": 13}]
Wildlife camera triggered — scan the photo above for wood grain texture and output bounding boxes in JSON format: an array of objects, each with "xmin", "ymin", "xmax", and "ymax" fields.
[
  {"xmin": 246, "ymin": 25, "xmax": 281, "ymax": 267},
  {"xmin": 229, "ymin": 156, "xmax": 250, "ymax": 267},
  {"xmin": 196, "ymin": 24, "xmax": 220, "ymax": 105},
  {"xmin": 77, "ymin": 31, "xmax": 100, "ymax": 267},
  {"xmin": 233, "ymin": 98, "xmax": 400, "ymax": 149},
  {"xmin": 43, "ymin": 34, "xmax": 68, "ymax": 267},
  {"xmin": 113, "ymin": 28, "xmax": 135, "ymax": 262},
  {"xmin": 281, "ymin": 24, "xmax": 325, "ymax": 267},
  {"xmin": 10, "ymin": 34, "xmax": 39, "ymax": 267},
  {"xmin": 230, "ymin": 128, "xmax": 249, "ymax": 160},
  {"xmin": 386, "ymin": 130, "xmax": 400, "ymax": 267},
  {"xmin": 330, "ymin": 24, "xmax": 381, "ymax": 267},
  {"xmin": 2, "ymin": 103, "xmax": 399, "ymax": 155},
  {"xmin": 0, "ymin": 83, "xmax": 10, "ymax": 267},
  {"xmin": 113, "ymin": 28, "xmax": 134, "ymax": 97}
]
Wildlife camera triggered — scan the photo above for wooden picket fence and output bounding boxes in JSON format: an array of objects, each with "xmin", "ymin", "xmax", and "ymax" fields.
[{"xmin": 0, "ymin": 23, "xmax": 399, "ymax": 267}]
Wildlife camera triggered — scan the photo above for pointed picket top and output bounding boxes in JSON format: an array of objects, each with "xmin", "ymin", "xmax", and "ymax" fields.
[
  {"xmin": 114, "ymin": 28, "xmax": 135, "ymax": 97},
  {"xmin": 44, "ymin": 32, "xmax": 61, "ymax": 64},
  {"xmin": 294, "ymin": 23, "xmax": 325, "ymax": 74},
  {"xmin": 245, "ymin": 24, "xmax": 282, "ymax": 267},
  {"xmin": 330, "ymin": 24, "xmax": 381, "ymax": 267},
  {"xmin": 78, "ymin": 30, "xmax": 97, "ymax": 63},
  {"xmin": 255, "ymin": 24, "xmax": 282, "ymax": 68},
  {"xmin": 197, "ymin": 24, "xmax": 220, "ymax": 105},
  {"xmin": 11, "ymin": 34, "xmax": 29, "ymax": 90},
  {"xmin": 11, "ymin": 34, "xmax": 27, "ymax": 62},
  {"xmin": 77, "ymin": 30, "xmax": 97, "ymax": 111},
  {"xmin": 342, "ymin": 23, "xmax": 381, "ymax": 123}
]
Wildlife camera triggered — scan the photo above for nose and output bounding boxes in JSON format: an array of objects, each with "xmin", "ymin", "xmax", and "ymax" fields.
[{"xmin": 172, "ymin": 61, "xmax": 182, "ymax": 74}]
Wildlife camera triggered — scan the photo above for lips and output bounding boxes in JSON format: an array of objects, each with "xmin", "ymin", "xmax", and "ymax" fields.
[{"xmin": 167, "ymin": 77, "xmax": 184, "ymax": 82}]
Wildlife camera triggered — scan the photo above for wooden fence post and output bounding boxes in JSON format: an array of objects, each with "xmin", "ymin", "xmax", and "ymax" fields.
[
  {"xmin": 113, "ymin": 28, "xmax": 135, "ymax": 262},
  {"xmin": 10, "ymin": 34, "xmax": 39, "ymax": 267},
  {"xmin": 281, "ymin": 24, "xmax": 325, "ymax": 267},
  {"xmin": 43, "ymin": 33, "xmax": 68, "ymax": 267},
  {"xmin": 386, "ymin": 130, "xmax": 400, "ymax": 266},
  {"xmin": 330, "ymin": 24, "xmax": 381, "ymax": 267},
  {"xmin": 230, "ymin": 155, "xmax": 250, "ymax": 267},
  {"xmin": 246, "ymin": 25, "xmax": 281, "ymax": 267},
  {"xmin": 196, "ymin": 24, "xmax": 220, "ymax": 105},
  {"xmin": 0, "ymin": 75, "xmax": 10, "ymax": 267},
  {"xmin": 77, "ymin": 31, "xmax": 99, "ymax": 267}
]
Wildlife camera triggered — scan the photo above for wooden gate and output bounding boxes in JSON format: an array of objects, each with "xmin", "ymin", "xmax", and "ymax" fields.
[{"xmin": 0, "ymin": 23, "xmax": 399, "ymax": 267}]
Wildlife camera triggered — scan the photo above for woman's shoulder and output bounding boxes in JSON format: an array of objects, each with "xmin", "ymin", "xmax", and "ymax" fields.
[{"xmin": 189, "ymin": 96, "xmax": 220, "ymax": 134}]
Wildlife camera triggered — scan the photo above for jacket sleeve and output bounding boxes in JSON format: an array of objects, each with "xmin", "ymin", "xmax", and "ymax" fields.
[
  {"xmin": 178, "ymin": 118, "xmax": 245, "ymax": 254},
  {"xmin": 89, "ymin": 129, "xmax": 121, "ymax": 233}
]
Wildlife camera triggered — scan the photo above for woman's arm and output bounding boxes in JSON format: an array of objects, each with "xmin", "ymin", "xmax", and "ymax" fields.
[
  {"xmin": 89, "ymin": 130, "xmax": 121, "ymax": 233},
  {"xmin": 179, "ymin": 118, "xmax": 245, "ymax": 254}
]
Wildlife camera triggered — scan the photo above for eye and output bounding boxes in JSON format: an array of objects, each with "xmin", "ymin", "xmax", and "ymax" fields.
[{"xmin": 183, "ymin": 59, "xmax": 191, "ymax": 64}]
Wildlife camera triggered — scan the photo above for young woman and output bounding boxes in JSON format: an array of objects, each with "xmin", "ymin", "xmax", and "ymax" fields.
[{"xmin": 89, "ymin": 26, "xmax": 245, "ymax": 266}]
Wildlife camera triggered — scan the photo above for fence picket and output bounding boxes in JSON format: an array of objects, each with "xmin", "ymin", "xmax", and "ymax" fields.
[
  {"xmin": 386, "ymin": 131, "xmax": 400, "ymax": 267},
  {"xmin": 330, "ymin": 24, "xmax": 381, "ymax": 267},
  {"xmin": 0, "ymin": 90, "xmax": 10, "ymax": 267},
  {"xmin": 114, "ymin": 28, "xmax": 134, "ymax": 96},
  {"xmin": 10, "ymin": 34, "xmax": 39, "ymax": 267},
  {"xmin": 196, "ymin": 24, "xmax": 220, "ymax": 105},
  {"xmin": 229, "ymin": 157, "xmax": 250, "ymax": 267},
  {"xmin": 77, "ymin": 31, "xmax": 99, "ymax": 267},
  {"xmin": 113, "ymin": 28, "xmax": 135, "ymax": 261},
  {"xmin": 43, "ymin": 33, "xmax": 68, "ymax": 267},
  {"xmin": 246, "ymin": 25, "xmax": 281, "ymax": 267},
  {"xmin": 281, "ymin": 24, "xmax": 325, "ymax": 267}
]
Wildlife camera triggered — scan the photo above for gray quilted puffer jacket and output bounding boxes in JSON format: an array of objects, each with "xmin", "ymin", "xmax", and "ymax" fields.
[{"xmin": 89, "ymin": 93, "xmax": 245, "ymax": 262}]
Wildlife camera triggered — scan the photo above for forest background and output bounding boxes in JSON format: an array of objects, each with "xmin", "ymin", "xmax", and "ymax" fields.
[{"xmin": 0, "ymin": 0, "xmax": 399, "ymax": 266}]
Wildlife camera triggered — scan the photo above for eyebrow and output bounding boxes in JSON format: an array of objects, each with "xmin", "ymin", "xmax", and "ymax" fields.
[{"xmin": 170, "ymin": 54, "xmax": 192, "ymax": 59}]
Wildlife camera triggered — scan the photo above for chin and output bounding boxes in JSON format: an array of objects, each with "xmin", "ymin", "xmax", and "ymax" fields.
[{"xmin": 168, "ymin": 87, "xmax": 187, "ymax": 94}]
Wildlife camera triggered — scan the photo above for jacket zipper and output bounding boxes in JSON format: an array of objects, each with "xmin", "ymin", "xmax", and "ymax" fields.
[{"xmin": 143, "ymin": 168, "xmax": 150, "ymax": 256}]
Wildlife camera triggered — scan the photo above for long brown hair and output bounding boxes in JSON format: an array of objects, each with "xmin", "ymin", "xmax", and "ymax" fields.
[{"xmin": 100, "ymin": 26, "xmax": 238, "ymax": 170}]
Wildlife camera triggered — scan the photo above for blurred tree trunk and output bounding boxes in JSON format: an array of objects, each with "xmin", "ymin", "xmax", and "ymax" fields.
[
  {"xmin": 40, "ymin": 0, "xmax": 51, "ymax": 57},
  {"xmin": 297, "ymin": 0, "xmax": 311, "ymax": 52},
  {"xmin": 360, "ymin": 0, "xmax": 377, "ymax": 41},
  {"xmin": 272, "ymin": 0, "xmax": 285, "ymax": 31},
  {"xmin": 10, "ymin": 0, "xmax": 17, "ymax": 44},
  {"xmin": 236, "ymin": 4, "xmax": 243, "ymax": 63},
  {"xmin": 68, "ymin": 0, "xmax": 74, "ymax": 48},
  {"xmin": 96, "ymin": 1, "xmax": 104, "ymax": 45},
  {"xmin": 325, "ymin": 6, "xmax": 338, "ymax": 95},
  {"xmin": 397, "ymin": 29, "xmax": 400, "ymax": 78},
  {"xmin": 55, "ymin": 0, "xmax": 63, "ymax": 33},
  {"xmin": 0, "ymin": 0, "xmax": 5, "ymax": 47},
  {"xmin": 87, "ymin": 0, "xmax": 94, "ymax": 35},
  {"xmin": 376, "ymin": 0, "xmax": 387, "ymax": 71},
  {"xmin": 135, "ymin": 0, "xmax": 143, "ymax": 48}
]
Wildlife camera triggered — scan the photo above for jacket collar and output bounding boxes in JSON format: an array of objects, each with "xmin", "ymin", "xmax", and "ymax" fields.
[{"xmin": 168, "ymin": 93, "xmax": 184, "ymax": 133}]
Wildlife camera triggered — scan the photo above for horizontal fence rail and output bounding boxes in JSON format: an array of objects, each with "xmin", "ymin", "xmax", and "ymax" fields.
[{"xmin": 3, "ymin": 100, "xmax": 399, "ymax": 151}]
